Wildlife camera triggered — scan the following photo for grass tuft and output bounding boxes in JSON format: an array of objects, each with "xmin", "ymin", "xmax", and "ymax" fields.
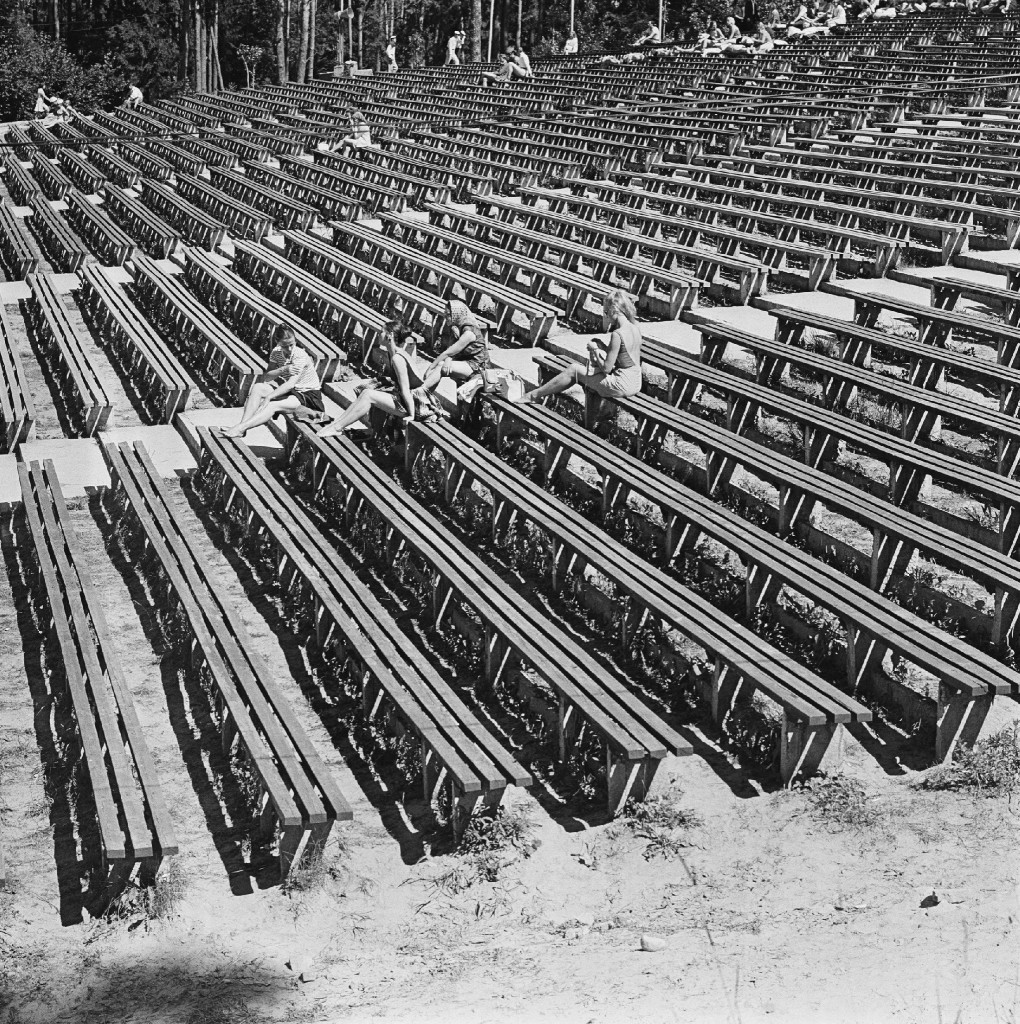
[
  {"xmin": 620, "ymin": 792, "xmax": 703, "ymax": 861},
  {"xmin": 806, "ymin": 773, "xmax": 883, "ymax": 831},
  {"xmin": 919, "ymin": 726, "xmax": 1020, "ymax": 796}
]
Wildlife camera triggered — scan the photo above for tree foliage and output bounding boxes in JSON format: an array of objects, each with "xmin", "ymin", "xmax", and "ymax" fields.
[{"xmin": 1, "ymin": 0, "xmax": 745, "ymax": 114}]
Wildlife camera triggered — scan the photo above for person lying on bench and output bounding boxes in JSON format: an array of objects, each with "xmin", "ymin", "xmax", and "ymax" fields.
[
  {"xmin": 317, "ymin": 321, "xmax": 443, "ymax": 437},
  {"xmin": 513, "ymin": 289, "xmax": 643, "ymax": 404},
  {"xmin": 426, "ymin": 299, "xmax": 491, "ymax": 383},
  {"xmin": 223, "ymin": 324, "xmax": 324, "ymax": 437}
]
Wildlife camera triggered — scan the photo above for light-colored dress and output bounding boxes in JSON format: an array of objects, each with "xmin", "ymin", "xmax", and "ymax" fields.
[{"xmin": 591, "ymin": 323, "xmax": 642, "ymax": 398}]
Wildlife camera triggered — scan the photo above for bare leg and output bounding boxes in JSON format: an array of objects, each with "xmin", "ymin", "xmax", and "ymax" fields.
[
  {"xmin": 317, "ymin": 389, "xmax": 402, "ymax": 437},
  {"xmin": 223, "ymin": 395, "xmax": 302, "ymax": 437},
  {"xmin": 232, "ymin": 381, "xmax": 272, "ymax": 428},
  {"xmin": 515, "ymin": 364, "xmax": 581, "ymax": 403}
]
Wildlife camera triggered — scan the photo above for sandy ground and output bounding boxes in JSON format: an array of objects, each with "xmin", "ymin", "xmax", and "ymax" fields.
[{"xmin": 0, "ymin": 479, "xmax": 1018, "ymax": 1024}]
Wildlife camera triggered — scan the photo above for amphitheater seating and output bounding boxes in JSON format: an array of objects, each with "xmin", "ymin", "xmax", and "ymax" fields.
[
  {"xmin": 197, "ymin": 428, "xmax": 532, "ymax": 830},
  {"xmin": 0, "ymin": 302, "xmax": 35, "ymax": 451},
  {"xmin": 288, "ymin": 423, "xmax": 693, "ymax": 812},
  {"xmin": 19, "ymin": 458, "xmax": 177, "ymax": 885},
  {"xmin": 0, "ymin": 204, "xmax": 39, "ymax": 279},
  {"xmin": 182, "ymin": 245, "xmax": 344, "ymax": 381},
  {"xmin": 381, "ymin": 211, "xmax": 701, "ymax": 323},
  {"xmin": 27, "ymin": 200, "xmax": 90, "ymax": 273},
  {"xmin": 3, "ymin": 155, "xmax": 43, "ymax": 207},
  {"xmin": 277, "ymin": 154, "xmax": 409, "ymax": 216},
  {"xmin": 103, "ymin": 440, "xmax": 352, "ymax": 877},
  {"xmin": 30, "ymin": 157, "xmax": 75, "ymax": 202},
  {"xmin": 176, "ymin": 174, "xmax": 274, "ymax": 242},
  {"xmin": 140, "ymin": 180, "xmax": 227, "ymax": 251},
  {"xmin": 207, "ymin": 166, "xmax": 318, "ymax": 231},
  {"xmin": 101, "ymin": 185, "xmax": 181, "ymax": 260},
  {"xmin": 331, "ymin": 219, "xmax": 559, "ymax": 342},
  {"xmin": 58, "ymin": 150, "xmax": 106, "ymax": 195},
  {"xmin": 313, "ymin": 149, "xmax": 454, "ymax": 207},
  {"xmin": 487, "ymin": 375, "xmax": 1019, "ymax": 761},
  {"xmin": 118, "ymin": 143, "xmax": 174, "ymax": 182},
  {"xmin": 79, "ymin": 265, "xmax": 194, "ymax": 422},
  {"xmin": 131, "ymin": 253, "xmax": 265, "ymax": 402},
  {"xmin": 25, "ymin": 273, "xmax": 113, "ymax": 435},
  {"xmin": 65, "ymin": 190, "xmax": 136, "ymax": 266},
  {"xmin": 238, "ymin": 161, "xmax": 364, "ymax": 222}
]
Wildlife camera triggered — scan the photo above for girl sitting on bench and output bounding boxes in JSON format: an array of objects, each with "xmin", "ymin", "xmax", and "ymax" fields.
[
  {"xmin": 317, "ymin": 321, "xmax": 444, "ymax": 437},
  {"xmin": 513, "ymin": 289, "xmax": 643, "ymax": 405},
  {"xmin": 426, "ymin": 299, "xmax": 491, "ymax": 383}
]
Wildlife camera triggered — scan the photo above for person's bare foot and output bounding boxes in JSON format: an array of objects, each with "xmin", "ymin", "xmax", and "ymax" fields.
[
  {"xmin": 510, "ymin": 392, "xmax": 533, "ymax": 404},
  {"xmin": 316, "ymin": 423, "xmax": 345, "ymax": 438},
  {"xmin": 221, "ymin": 427, "xmax": 244, "ymax": 438}
]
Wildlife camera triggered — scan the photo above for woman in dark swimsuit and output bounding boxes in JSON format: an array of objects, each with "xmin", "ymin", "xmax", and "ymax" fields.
[{"xmin": 317, "ymin": 321, "xmax": 443, "ymax": 437}]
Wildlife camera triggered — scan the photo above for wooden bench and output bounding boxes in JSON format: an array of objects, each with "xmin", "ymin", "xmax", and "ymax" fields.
[
  {"xmin": 27, "ymin": 200, "xmax": 90, "ymax": 273},
  {"xmin": 488, "ymin": 387, "xmax": 1020, "ymax": 758},
  {"xmin": 140, "ymin": 181, "xmax": 227, "ymax": 252},
  {"xmin": 768, "ymin": 304, "xmax": 1020, "ymax": 424},
  {"xmin": 19, "ymin": 458, "xmax": 177, "ymax": 890},
  {"xmin": 277, "ymin": 154, "xmax": 409, "ymax": 216},
  {"xmin": 477, "ymin": 192, "xmax": 767, "ymax": 303},
  {"xmin": 426, "ymin": 201, "xmax": 704, "ymax": 319},
  {"xmin": 146, "ymin": 140, "xmax": 207, "ymax": 177},
  {"xmin": 59, "ymin": 150, "xmax": 107, "ymax": 195},
  {"xmin": 176, "ymin": 174, "xmax": 274, "ymax": 242},
  {"xmin": 629, "ymin": 334, "xmax": 1020, "ymax": 558},
  {"xmin": 0, "ymin": 301, "xmax": 35, "ymax": 451},
  {"xmin": 382, "ymin": 210, "xmax": 700, "ymax": 323},
  {"xmin": 207, "ymin": 165, "xmax": 318, "ymax": 232},
  {"xmin": 360, "ymin": 146, "xmax": 496, "ymax": 203},
  {"xmin": 30, "ymin": 157, "xmax": 76, "ymax": 202},
  {"xmin": 232, "ymin": 237, "xmax": 391, "ymax": 363},
  {"xmin": 331, "ymin": 220, "xmax": 559, "ymax": 343},
  {"xmin": 198, "ymin": 428, "xmax": 532, "ymax": 832},
  {"xmin": 101, "ymin": 185, "xmax": 180, "ymax": 261},
  {"xmin": 182, "ymin": 246, "xmax": 344, "ymax": 382},
  {"xmin": 84, "ymin": 146, "xmax": 142, "ymax": 190},
  {"xmin": 822, "ymin": 282, "xmax": 1020, "ymax": 373},
  {"xmin": 79, "ymin": 265, "xmax": 194, "ymax": 422},
  {"xmin": 102, "ymin": 440, "xmax": 352, "ymax": 877},
  {"xmin": 65, "ymin": 190, "xmax": 136, "ymax": 266},
  {"xmin": 407, "ymin": 414, "xmax": 874, "ymax": 776},
  {"xmin": 314, "ymin": 150, "xmax": 454, "ymax": 208},
  {"xmin": 925, "ymin": 273, "xmax": 1020, "ymax": 327},
  {"xmin": 25, "ymin": 272, "xmax": 113, "ymax": 435},
  {"xmin": 27, "ymin": 122, "xmax": 61, "ymax": 159},
  {"xmin": 0, "ymin": 204, "xmax": 39, "ymax": 279},
  {"xmin": 391, "ymin": 137, "xmax": 541, "ymax": 195},
  {"xmin": 288, "ymin": 424, "xmax": 691, "ymax": 813},
  {"xmin": 118, "ymin": 143, "xmax": 174, "ymax": 182},
  {"xmin": 3, "ymin": 155, "xmax": 43, "ymax": 207},
  {"xmin": 132, "ymin": 253, "xmax": 266, "ymax": 402},
  {"xmin": 694, "ymin": 317, "xmax": 1020, "ymax": 475},
  {"xmin": 240, "ymin": 161, "xmax": 364, "ymax": 223}
]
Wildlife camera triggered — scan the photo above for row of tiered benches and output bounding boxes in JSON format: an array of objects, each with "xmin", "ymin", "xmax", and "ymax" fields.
[{"xmin": 4, "ymin": 10, "xmax": 1020, "ymax": 888}]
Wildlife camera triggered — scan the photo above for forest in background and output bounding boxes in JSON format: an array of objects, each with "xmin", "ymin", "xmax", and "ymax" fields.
[{"xmin": 0, "ymin": 0, "xmax": 738, "ymax": 120}]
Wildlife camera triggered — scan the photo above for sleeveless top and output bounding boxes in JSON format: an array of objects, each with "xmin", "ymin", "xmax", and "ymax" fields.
[{"xmin": 612, "ymin": 323, "xmax": 641, "ymax": 371}]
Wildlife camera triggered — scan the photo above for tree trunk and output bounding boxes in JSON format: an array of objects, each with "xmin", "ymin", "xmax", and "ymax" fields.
[
  {"xmin": 276, "ymin": 0, "xmax": 288, "ymax": 81},
  {"xmin": 308, "ymin": 0, "xmax": 317, "ymax": 80},
  {"xmin": 53, "ymin": 0, "xmax": 60, "ymax": 41},
  {"xmin": 471, "ymin": 0, "xmax": 482, "ymax": 61},
  {"xmin": 195, "ymin": 1, "xmax": 205, "ymax": 91},
  {"xmin": 296, "ymin": 0, "xmax": 310, "ymax": 82}
]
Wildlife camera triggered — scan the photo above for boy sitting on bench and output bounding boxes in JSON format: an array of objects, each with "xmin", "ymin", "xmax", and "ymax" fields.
[{"xmin": 223, "ymin": 324, "xmax": 325, "ymax": 438}]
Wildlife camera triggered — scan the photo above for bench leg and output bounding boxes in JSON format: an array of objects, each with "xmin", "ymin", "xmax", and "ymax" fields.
[
  {"xmin": 606, "ymin": 754, "xmax": 661, "ymax": 817},
  {"xmin": 452, "ymin": 787, "xmax": 504, "ymax": 841},
  {"xmin": 935, "ymin": 686, "xmax": 997, "ymax": 762},
  {"xmin": 780, "ymin": 718, "xmax": 840, "ymax": 785},
  {"xmin": 278, "ymin": 824, "xmax": 306, "ymax": 880}
]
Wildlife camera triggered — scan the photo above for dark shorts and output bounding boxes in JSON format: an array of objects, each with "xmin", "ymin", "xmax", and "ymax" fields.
[{"xmin": 295, "ymin": 389, "xmax": 325, "ymax": 412}]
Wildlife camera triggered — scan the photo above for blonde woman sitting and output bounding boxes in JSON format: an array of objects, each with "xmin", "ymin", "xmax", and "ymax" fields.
[
  {"xmin": 514, "ymin": 290, "xmax": 642, "ymax": 404},
  {"xmin": 317, "ymin": 321, "xmax": 443, "ymax": 437}
]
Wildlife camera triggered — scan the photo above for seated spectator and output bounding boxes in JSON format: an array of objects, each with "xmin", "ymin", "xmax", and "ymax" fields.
[
  {"xmin": 318, "ymin": 321, "xmax": 443, "ymax": 437},
  {"xmin": 634, "ymin": 20, "xmax": 661, "ymax": 45},
  {"xmin": 827, "ymin": 1, "xmax": 849, "ymax": 26},
  {"xmin": 43, "ymin": 97, "xmax": 77, "ymax": 126},
  {"xmin": 511, "ymin": 44, "xmax": 533, "ymax": 76},
  {"xmin": 33, "ymin": 86, "xmax": 52, "ymax": 120},
  {"xmin": 513, "ymin": 290, "xmax": 643, "ymax": 405},
  {"xmin": 427, "ymin": 299, "xmax": 491, "ymax": 383},
  {"xmin": 481, "ymin": 52, "xmax": 527, "ymax": 85},
  {"xmin": 341, "ymin": 108, "xmax": 373, "ymax": 148},
  {"xmin": 873, "ymin": 0, "xmax": 898, "ymax": 17},
  {"xmin": 754, "ymin": 20, "xmax": 777, "ymax": 50},
  {"xmin": 564, "ymin": 29, "xmax": 579, "ymax": 53},
  {"xmin": 126, "ymin": 82, "xmax": 144, "ymax": 109},
  {"xmin": 224, "ymin": 325, "xmax": 324, "ymax": 438},
  {"xmin": 700, "ymin": 18, "xmax": 726, "ymax": 52}
]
